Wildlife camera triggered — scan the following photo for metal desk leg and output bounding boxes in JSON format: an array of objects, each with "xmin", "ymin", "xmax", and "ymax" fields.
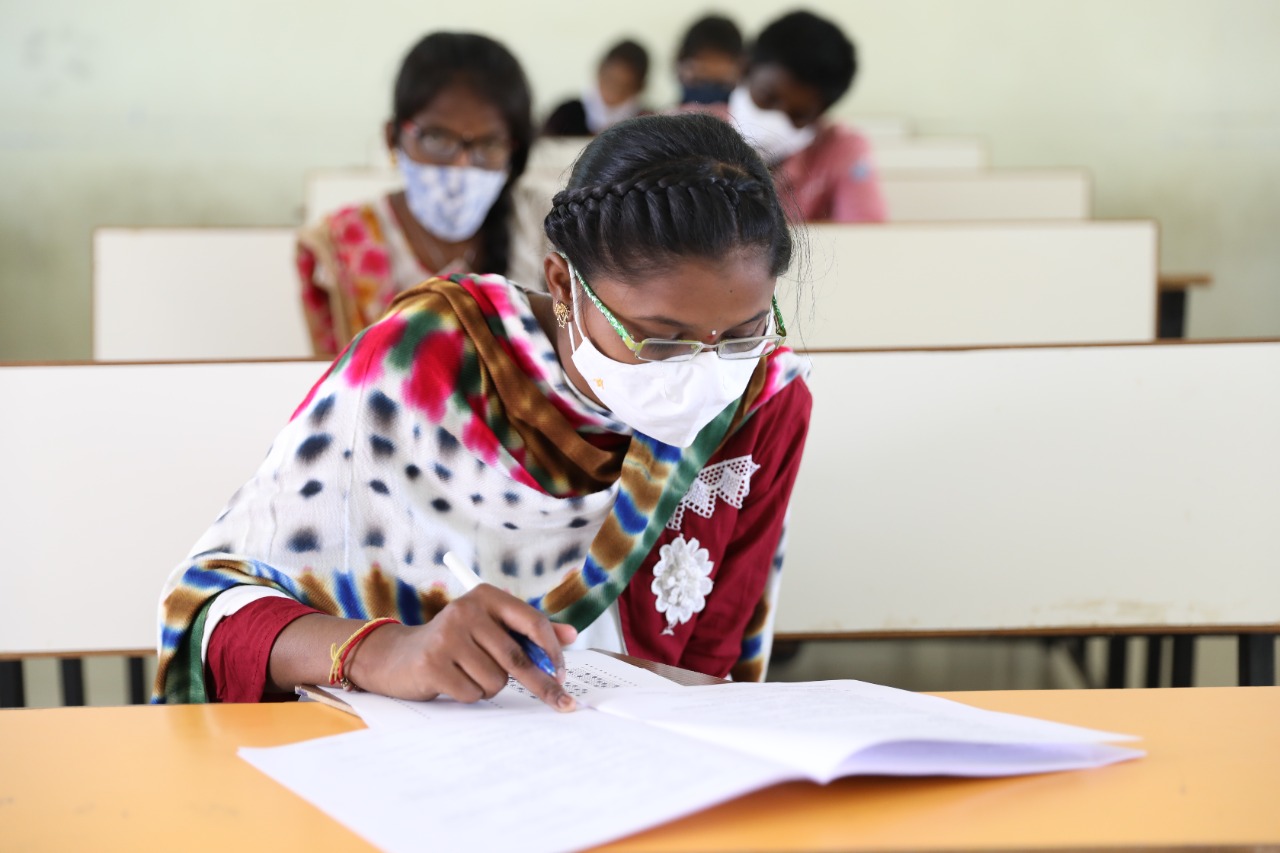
[
  {"xmin": 1106, "ymin": 637, "xmax": 1128, "ymax": 688},
  {"xmin": 60, "ymin": 658, "xmax": 86, "ymax": 706},
  {"xmin": 1238, "ymin": 635, "xmax": 1276, "ymax": 686},
  {"xmin": 1158, "ymin": 290, "xmax": 1187, "ymax": 339},
  {"xmin": 127, "ymin": 656, "xmax": 149, "ymax": 704},
  {"xmin": 1144, "ymin": 635, "xmax": 1164, "ymax": 687},
  {"xmin": 1171, "ymin": 635, "xmax": 1196, "ymax": 687},
  {"xmin": 0, "ymin": 660, "xmax": 25, "ymax": 708}
]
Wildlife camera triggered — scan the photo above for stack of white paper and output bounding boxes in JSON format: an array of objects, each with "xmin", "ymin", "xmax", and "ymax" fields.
[{"xmin": 240, "ymin": 651, "xmax": 1141, "ymax": 853}]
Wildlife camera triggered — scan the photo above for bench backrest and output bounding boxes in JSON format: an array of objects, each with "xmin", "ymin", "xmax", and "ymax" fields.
[
  {"xmin": 776, "ymin": 342, "xmax": 1280, "ymax": 636},
  {"xmin": 304, "ymin": 168, "xmax": 1090, "ymax": 228},
  {"xmin": 785, "ymin": 222, "xmax": 1157, "ymax": 349},
  {"xmin": 520, "ymin": 133, "xmax": 985, "ymax": 176},
  {"xmin": 0, "ymin": 360, "xmax": 327, "ymax": 655},
  {"xmin": 871, "ymin": 137, "xmax": 987, "ymax": 171},
  {"xmin": 881, "ymin": 170, "xmax": 1090, "ymax": 221},
  {"xmin": 5, "ymin": 344, "xmax": 1274, "ymax": 655},
  {"xmin": 93, "ymin": 228, "xmax": 312, "ymax": 361}
]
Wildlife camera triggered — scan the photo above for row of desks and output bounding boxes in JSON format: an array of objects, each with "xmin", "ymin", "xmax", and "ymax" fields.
[{"xmin": 91, "ymin": 222, "xmax": 1174, "ymax": 361}]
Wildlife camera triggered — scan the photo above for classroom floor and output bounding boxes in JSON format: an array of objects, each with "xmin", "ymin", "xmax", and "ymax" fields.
[{"xmin": 11, "ymin": 637, "xmax": 1251, "ymax": 707}]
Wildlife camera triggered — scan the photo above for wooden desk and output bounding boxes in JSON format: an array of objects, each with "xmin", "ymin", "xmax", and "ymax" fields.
[
  {"xmin": 1158, "ymin": 272, "xmax": 1214, "ymax": 291},
  {"xmin": 2, "ymin": 687, "xmax": 1277, "ymax": 851}
]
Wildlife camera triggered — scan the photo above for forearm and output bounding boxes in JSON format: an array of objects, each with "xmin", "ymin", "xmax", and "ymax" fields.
[{"xmin": 266, "ymin": 612, "xmax": 402, "ymax": 694}]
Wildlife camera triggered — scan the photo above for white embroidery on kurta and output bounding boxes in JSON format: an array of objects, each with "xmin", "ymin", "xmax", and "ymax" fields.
[
  {"xmin": 667, "ymin": 455, "xmax": 762, "ymax": 531},
  {"xmin": 651, "ymin": 535, "xmax": 714, "ymax": 635}
]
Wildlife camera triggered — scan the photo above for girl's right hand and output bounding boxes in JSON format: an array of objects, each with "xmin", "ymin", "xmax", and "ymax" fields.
[{"xmin": 346, "ymin": 585, "xmax": 580, "ymax": 711}]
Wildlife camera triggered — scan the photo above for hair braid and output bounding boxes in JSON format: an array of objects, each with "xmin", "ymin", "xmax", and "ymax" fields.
[{"xmin": 543, "ymin": 136, "xmax": 789, "ymax": 284}]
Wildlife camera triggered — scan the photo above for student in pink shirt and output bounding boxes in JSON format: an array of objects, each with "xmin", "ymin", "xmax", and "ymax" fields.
[{"xmin": 728, "ymin": 11, "xmax": 886, "ymax": 223}]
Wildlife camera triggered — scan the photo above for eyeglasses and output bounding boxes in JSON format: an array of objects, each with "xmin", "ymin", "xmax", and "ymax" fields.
[
  {"xmin": 572, "ymin": 266, "xmax": 788, "ymax": 363},
  {"xmin": 401, "ymin": 122, "xmax": 513, "ymax": 170}
]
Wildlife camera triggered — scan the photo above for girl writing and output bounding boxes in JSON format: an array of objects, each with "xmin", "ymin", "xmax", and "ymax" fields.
[{"xmin": 157, "ymin": 113, "xmax": 812, "ymax": 710}]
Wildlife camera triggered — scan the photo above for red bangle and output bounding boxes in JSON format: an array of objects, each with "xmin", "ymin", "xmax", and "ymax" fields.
[{"xmin": 328, "ymin": 617, "xmax": 399, "ymax": 690}]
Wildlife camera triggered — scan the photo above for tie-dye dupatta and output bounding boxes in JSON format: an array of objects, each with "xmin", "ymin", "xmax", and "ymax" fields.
[{"xmin": 156, "ymin": 274, "xmax": 796, "ymax": 702}]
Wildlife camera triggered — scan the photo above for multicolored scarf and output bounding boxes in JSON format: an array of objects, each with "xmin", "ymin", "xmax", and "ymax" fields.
[{"xmin": 156, "ymin": 274, "xmax": 802, "ymax": 701}]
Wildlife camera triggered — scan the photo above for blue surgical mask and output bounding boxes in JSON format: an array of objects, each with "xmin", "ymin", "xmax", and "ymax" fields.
[
  {"xmin": 680, "ymin": 81, "xmax": 735, "ymax": 106},
  {"xmin": 396, "ymin": 152, "xmax": 507, "ymax": 243}
]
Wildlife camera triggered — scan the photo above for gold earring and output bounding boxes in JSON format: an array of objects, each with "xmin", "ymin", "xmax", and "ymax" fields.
[{"xmin": 553, "ymin": 301, "xmax": 570, "ymax": 329}]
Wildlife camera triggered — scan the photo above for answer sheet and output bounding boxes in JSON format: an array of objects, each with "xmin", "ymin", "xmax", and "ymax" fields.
[
  {"xmin": 596, "ymin": 680, "xmax": 1141, "ymax": 782},
  {"xmin": 248, "ymin": 652, "xmax": 1143, "ymax": 852},
  {"xmin": 240, "ymin": 704, "xmax": 787, "ymax": 853},
  {"xmin": 315, "ymin": 649, "xmax": 682, "ymax": 728}
]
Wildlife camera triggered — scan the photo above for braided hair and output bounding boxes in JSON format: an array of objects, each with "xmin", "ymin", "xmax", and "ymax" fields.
[
  {"xmin": 543, "ymin": 113, "xmax": 792, "ymax": 284},
  {"xmin": 392, "ymin": 32, "xmax": 534, "ymax": 276}
]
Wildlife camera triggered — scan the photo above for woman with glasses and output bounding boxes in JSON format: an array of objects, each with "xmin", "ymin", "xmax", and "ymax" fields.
[
  {"xmin": 297, "ymin": 32, "xmax": 534, "ymax": 356},
  {"xmin": 156, "ymin": 113, "xmax": 812, "ymax": 710}
]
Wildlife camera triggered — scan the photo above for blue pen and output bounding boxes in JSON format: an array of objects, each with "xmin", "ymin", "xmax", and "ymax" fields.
[{"xmin": 442, "ymin": 551, "xmax": 559, "ymax": 678}]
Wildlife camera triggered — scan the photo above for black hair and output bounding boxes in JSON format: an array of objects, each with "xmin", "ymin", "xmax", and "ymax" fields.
[
  {"xmin": 543, "ymin": 113, "xmax": 792, "ymax": 285},
  {"xmin": 677, "ymin": 15, "xmax": 744, "ymax": 62},
  {"xmin": 391, "ymin": 32, "xmax": 534, "ymax": 275},
  {"xmin": 749, "ymin": 10, "xmax": 858, "ymax": 109},
  {"xmin": 600, "ymin": 39, "xmax": 650, "ymax": 89}
]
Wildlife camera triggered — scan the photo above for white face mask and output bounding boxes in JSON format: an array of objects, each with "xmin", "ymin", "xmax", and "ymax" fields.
[
  {"xmin": 581, "ymin": 83, "xmax": 640, "ymax": 135},
  {"xmin": 564, "ymin": 260, "xmax": 758, "ymax": 448},
  {"xmin": 727, "ymin": 85, "xmax": 817, "ymax": 165},
  {"xmin": 396, "ymin": 153, "xmax": 507, "ymax": 243}
]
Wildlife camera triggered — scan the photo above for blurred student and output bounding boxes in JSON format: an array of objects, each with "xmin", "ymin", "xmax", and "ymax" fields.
[
  {"xmin": 543, "ymin": 40, "xmax": 649, "ymax": 137},
  {"xmin": 675, "ymin": 14, "xmax": 743, "ymax": 106},
  {"xmin": 729, "ymin": 11, "xmax": 886, "ymax": 222},
  {"xmin": 298, "ymin": 32, "xmax": 534, "ymax": 356}
]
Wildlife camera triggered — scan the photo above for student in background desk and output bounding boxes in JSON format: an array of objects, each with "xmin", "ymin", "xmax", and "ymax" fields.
[
  {"xmin": 156, "ymin": 113, "xmax": 812, "ymax": 711},
  {"xmin": 542, "ymin": 39, "xmax": 650, "ymax": 137},
  {"xmin": 298, "ymin": 32, "xmax": 534, "ymax": 357},
  {"xmin": 722, "ymin": 10, "xmax": 887, "ymax": 223},
  {"xmin": 674, "ymin": 14, "xmax": 744, "ymax": 107}
]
